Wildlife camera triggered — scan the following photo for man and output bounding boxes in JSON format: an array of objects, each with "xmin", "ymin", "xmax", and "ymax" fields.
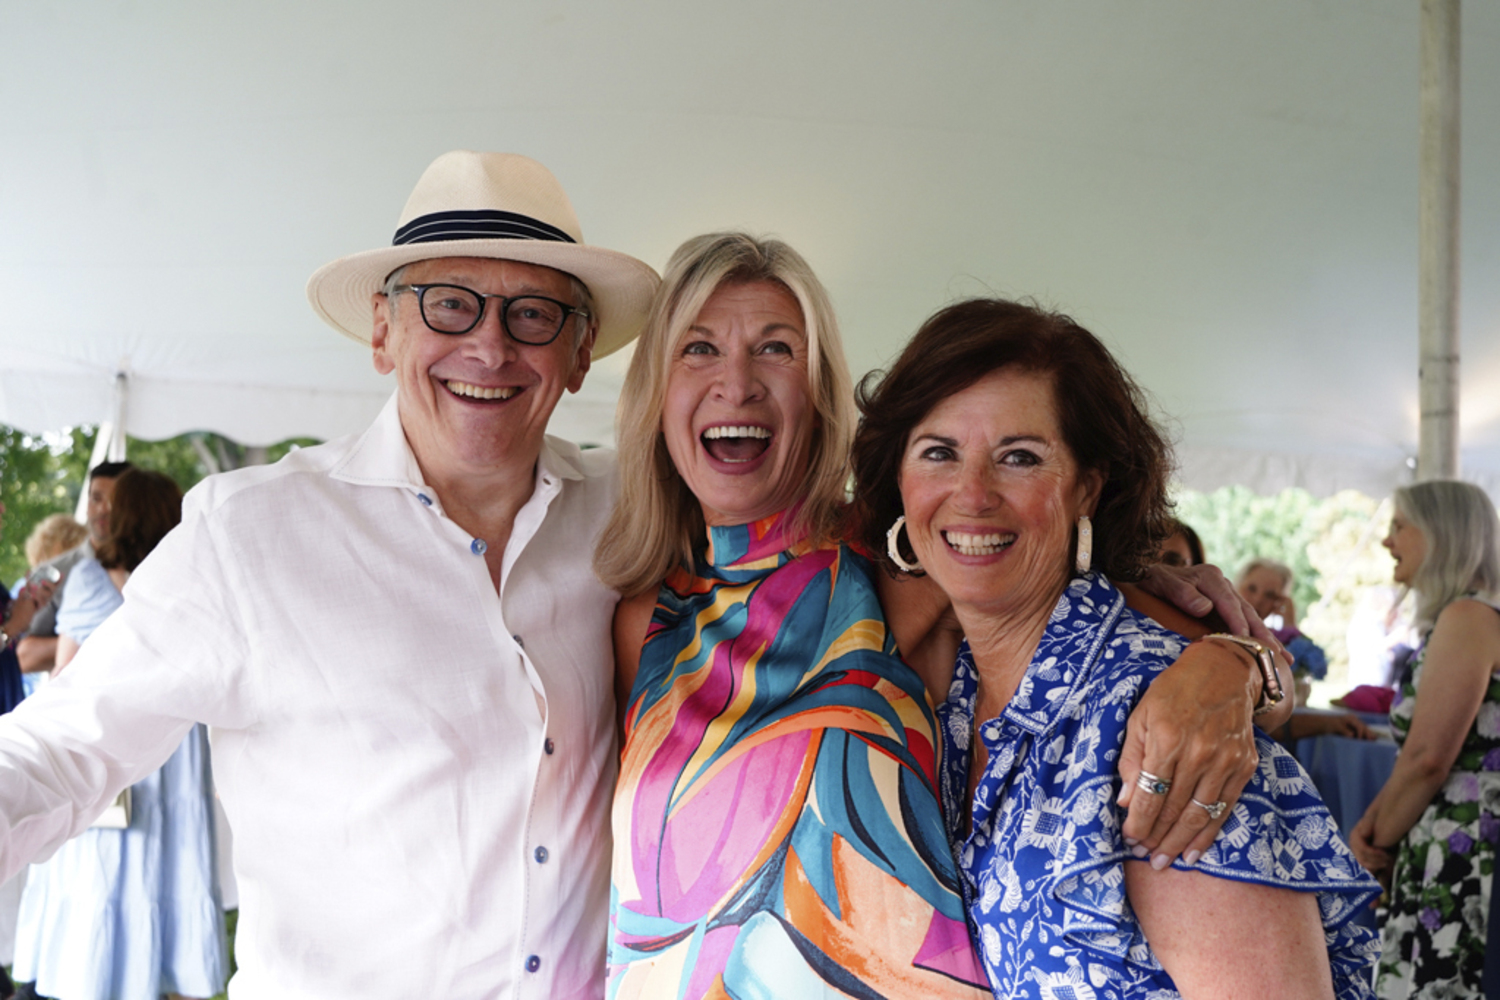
[
  {"xmin": 16, "ymin": 461, "xmax": 131, "ymax": 676},
  {"xmin": 0, "ymin": 151, "xmax": 658, "ymax": 999}
]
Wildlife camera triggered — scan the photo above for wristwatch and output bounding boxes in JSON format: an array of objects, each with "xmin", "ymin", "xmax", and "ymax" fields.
[{"xmin": 1200, "ymin": 633, "xmax": 1285, "ymax": 715}]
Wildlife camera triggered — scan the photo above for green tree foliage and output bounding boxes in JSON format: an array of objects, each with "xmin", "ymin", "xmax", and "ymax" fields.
[
  {"xmin": 1173, "ymin": 485, "xmax": 1322, "ymax": 611},
  {"xmin": 0, "ymin": 424, "xmax": 317, "ymax": 588},
  {"xmin": 0, "ymin": 426, "xmax": 78, "ymax": 587},
  {"xmin": 1172, "ymin": 485, "xmax": 1396, "ymax": 691}
]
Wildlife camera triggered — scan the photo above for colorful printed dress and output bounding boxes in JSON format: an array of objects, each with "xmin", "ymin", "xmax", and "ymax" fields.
[
  {"xmin": 935, "ymin": 572, "xmax": 1381, "ymax": 999},
  {"xmin": 608, "ymin": 511, "xmax": 990, "ymax": 999},
  {"xmin": 1375, "ymin": 596, "xmax": 1500, "ymax": 999}
]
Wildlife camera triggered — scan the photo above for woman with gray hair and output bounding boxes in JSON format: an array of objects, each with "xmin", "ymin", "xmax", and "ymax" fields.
[
  {"xmin": 596, "ymin": 232, "xmax": 1294, "ymax": 997},
  {"xmin": 1350, "ymin": 480, "xmax": 1500, "ymax": 999}
]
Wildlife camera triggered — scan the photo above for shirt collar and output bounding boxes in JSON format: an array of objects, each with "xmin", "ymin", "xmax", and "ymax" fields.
[
  {"xmin": 330, "ymin": 391, "xmax": 587, "ymax": 494},
  {"xmin": 1002, "ymin": 572, "xmax": 1127, "ymax": 736}
]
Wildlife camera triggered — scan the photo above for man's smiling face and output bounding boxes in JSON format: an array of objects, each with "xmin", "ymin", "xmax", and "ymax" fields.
[{"xmin": 370, "ymin": 256, "xmax": 593, "ymax": 481}]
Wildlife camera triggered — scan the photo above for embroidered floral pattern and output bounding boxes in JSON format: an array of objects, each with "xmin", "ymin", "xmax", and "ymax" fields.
[{"xmin": 935, "ymin": 572, "xmax": 1381, "ymax": 999}]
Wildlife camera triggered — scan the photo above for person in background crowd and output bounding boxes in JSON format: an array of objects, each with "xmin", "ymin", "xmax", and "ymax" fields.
[
  {"xmin": 0, "ymin": 504, "xmax": 57, "ymax": 1000},
  {"xmin": 850, "ymin": 297, "xmax": 1379, "ymax": 999},
  {"xmin": 15, "ymin": 463, "xmax": 132, "ymax": 677},
  {"xmin": 12, "ymin": 468, "xmax": 227, "ymax": 1000},
  {"xmin": 21, "ymin": 517, "xmax": 88, "ymax": 577},
  {"xmin": 1237, "ymin": 559, "xmax": 1372, "ymax": 741},
  {"xmin": 1156, "ymin": 516, "xmax": 1204, "ymax": 567},
  {"xmin": 1350, "ymin": 480, "xmax": 1500, "ymax": 999}
]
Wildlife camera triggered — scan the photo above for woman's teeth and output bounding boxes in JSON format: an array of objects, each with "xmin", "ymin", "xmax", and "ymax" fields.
[
  {"xmin": 701, "ymin": 426, "xmax": 772, "ymax": 464},
  {"xmin": 944, "ymin": 530, "xmax": 1016, "ymax": 556},
  {"xmin": 446, "ymin": 380, "xmax": 517, "ymax": 400},
  {"xmin": 702, "ymin": 426, "xmax": 771, "ymax": 440}
]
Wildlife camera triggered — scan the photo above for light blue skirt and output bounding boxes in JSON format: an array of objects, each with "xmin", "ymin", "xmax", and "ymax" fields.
[{"xmin": 13, "ymin": 724, "xmax": 228, "ymax": 1000}]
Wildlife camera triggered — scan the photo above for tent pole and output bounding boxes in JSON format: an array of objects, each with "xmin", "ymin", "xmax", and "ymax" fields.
[{"xmin": 1417, "ymin": 0, "xmax": 1460, "ymax": 482}]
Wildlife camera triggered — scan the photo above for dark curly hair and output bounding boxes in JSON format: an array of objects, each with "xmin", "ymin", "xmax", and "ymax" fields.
[
  {"xmin": 849, "ymin": 298, "xmax": 1173, "ymax": 582},
  {"xmin": 96, "ymin": 468, "xmax": 183, "ymax": 572}
]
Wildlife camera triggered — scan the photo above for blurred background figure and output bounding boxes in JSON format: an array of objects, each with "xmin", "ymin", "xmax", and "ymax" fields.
[
  {"xmin": 1238, "ymin": 557, "xmax": 1372, "ymax": 741},
  {"xmin": 21, "ymin": 517, "xmax": 88, "ymax": 579},
  {"xmin": 1238, "ymin": 557, "xmax": 1296, "ymax": 629},
  {"xmin": 0, "ymin": 503, "xmax": 58, "ymax": 1000},
  {"xmin": 1155, "ymin": 516, "xmax": 1205, "ymax": 567},
  {"xmin": 1350, "ymin": 481, "xmax": 1500, "ymax": 999},
  {"xmin": 11, "ymin": 469, "xmax": 227, "ymax": 1000},
  {"xmin": 15, "ymin": 462, "xmax": 132, "ymax": 679}
]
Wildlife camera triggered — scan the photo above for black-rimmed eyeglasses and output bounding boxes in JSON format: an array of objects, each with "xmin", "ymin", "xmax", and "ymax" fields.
[{"xmin": 390, "ymin": 284, "xmax": 590, "ymax": 345}]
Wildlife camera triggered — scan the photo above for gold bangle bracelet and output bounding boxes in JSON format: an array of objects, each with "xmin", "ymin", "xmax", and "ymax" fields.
[{"xmin": 1198, "ymin": 632, "xmax": 1285, "ymax": 715}]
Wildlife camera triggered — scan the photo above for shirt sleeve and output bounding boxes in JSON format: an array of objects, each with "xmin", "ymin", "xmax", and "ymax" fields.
[
  {"xmin": 0, "ymin": 502, "xmax": 256, "ymax": 881},
  {"xmin": 54, "ymin": 559, "xmax": 123, "ymax": 646}
]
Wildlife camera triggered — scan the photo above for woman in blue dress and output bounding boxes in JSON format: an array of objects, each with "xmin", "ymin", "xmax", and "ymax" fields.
[
  {"xmin": 850, "ymin": 298, "xmax": 1380, "ymax": 999},
  {"xmin": 13, "ymin": 469, "xmax": 227, "ymax": 1000}
]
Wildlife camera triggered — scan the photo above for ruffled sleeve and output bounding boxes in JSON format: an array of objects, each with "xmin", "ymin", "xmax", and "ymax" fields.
[
  {"xmin": 939, "ymin": 574, "xmax": 1381, "ymax": 999},
  {"xmin": 55, "ymin": 558, "xmax": 123, "ymax": 646}
]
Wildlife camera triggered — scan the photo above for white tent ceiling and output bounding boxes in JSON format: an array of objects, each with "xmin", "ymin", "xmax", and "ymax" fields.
[{"xmin": 3, "ymin": 1, "xmax": 1497, "ymax": 498}]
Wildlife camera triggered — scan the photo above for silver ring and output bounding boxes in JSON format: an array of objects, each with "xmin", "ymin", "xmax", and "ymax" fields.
[
  {"xmin": 1135, "ymin": 770, "xmax": 1171, "ymax": 796},
  {"xmin": 1191, "ymin": 798, "xmax": 1228, "ymax": 820}
]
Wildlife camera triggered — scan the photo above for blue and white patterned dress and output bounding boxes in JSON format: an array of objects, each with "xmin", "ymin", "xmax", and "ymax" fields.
[{"xmin": 934, "ymin": 572, "xmax": 1381, "ymax": 999}]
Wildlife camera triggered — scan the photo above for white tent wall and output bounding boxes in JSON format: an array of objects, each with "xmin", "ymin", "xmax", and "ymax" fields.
[{"xmin": 3, "ymin": 1, "xmax": 1497, "ymax": 499}]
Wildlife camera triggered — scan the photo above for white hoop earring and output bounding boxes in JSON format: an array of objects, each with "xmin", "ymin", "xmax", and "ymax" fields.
[
  {"xmin": 886, "ymin": 515, "xmax": 921, "ymax": 573},
  {"xmin": 1075, "ymin": 514, "xmax": 1093, "ymax": 575}
]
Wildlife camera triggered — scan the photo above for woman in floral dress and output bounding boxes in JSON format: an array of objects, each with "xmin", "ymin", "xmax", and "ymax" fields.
[
  {"xmin": 1350, "ymin": 480, "xmax": 1500, "ymax": 998},
  {"xmin": 850, "ymin": 297, "xmax": 1380, "ymax": 999}
]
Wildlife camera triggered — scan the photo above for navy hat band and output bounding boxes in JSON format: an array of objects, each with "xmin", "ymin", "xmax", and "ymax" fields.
[{"xmin": 393, "ymin": 209, "xmax": 576, "ymax": 247}]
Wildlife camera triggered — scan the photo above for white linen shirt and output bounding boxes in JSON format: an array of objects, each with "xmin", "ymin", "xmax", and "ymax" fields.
[{"xmin": 0, "ymin": 394, "xmax": 620, "ymax": 999}]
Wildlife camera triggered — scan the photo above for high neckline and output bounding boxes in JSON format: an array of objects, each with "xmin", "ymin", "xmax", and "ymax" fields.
[{"xmin": 704, "ymin": 507, "xmax": 808, "ymax": 570}]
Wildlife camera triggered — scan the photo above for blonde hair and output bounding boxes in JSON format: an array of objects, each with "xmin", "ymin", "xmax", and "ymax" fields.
[
  {"xmin": 24, "ymin": 514, "xmax": 88, "ymax": 568},
  {"xmin": 1237, "ymin": 558, "xmax": 1293, "ymax": 591},
  {"xmin": 594, "ymin": 233, "xmax": 855, "ymax": 596},
  {"xmin": 1394, "ymin": 480, "xmax": 1500, "ymax": 632}
]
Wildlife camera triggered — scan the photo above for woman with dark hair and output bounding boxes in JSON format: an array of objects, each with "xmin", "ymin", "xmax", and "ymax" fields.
[
  {"xmin": 1350, "ymin": 480, "xmax": 1500, "ymax": 999},
  {"xmin": 13, "ymin": 469, "xmax": 227, "ymax": 1000},
  {"xmin": 1156, "ymin": 518, "xmax": 1204, "ymax": 568},
  {"xmin": 850, "ymin": 298, "xmax": 1379, "ymax": 999}
]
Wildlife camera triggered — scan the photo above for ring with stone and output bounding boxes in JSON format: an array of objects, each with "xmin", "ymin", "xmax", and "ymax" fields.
[
  {"xmin": 1135, "ymin": 770, "xmax": 1172, "ymax": 796},
  {"xmin": 1191, "ymin": 798, "xmax": 1229, "ymax": 820}
]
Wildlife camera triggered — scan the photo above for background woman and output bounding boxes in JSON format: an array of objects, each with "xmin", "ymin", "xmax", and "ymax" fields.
[
  {"xmin": 596, "ymin": 235, "xmax": 1294, "ymax": 997},
  {"xmin": 851, "ymin": 298, "xmax": 1379, "ymax": 999},
  {"xmin": 1155, "ymin": 517, "xmax": 1204, "ymax": 568},
  {"xmin": 1350, "ymin": 480, "xmax": 1500, "ymax": 999},
  {"xmin": 13, "ymin": 469, "xmax": 227, "ymax": 1000}
]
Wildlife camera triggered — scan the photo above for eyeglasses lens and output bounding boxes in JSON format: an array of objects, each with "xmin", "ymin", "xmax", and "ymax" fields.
[
  {"xmin": 504, "ymin": 297, "xmax": 567, "ymax": 344},
  {"xmin": 420, "ymin": 286, "xmax": 483, "ymax": 334}
]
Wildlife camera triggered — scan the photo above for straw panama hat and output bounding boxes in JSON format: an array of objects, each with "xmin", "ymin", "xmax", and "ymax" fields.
[{"xmin": 307, "ymin": 151, "xmax": 661, "ymax": 359}]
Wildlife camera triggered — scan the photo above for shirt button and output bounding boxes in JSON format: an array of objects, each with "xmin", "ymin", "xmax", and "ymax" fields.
[
  {"xmin": 470, "ymin": 538, "xmax": 487, "ymax": 555},
  {"xmin": 417, "ymin": 493, "xmax": 433, "ymax": 506},
  {"xmin": 534, "ymin": 846, "xmax": 548, "ymax": 863},
  {"xmin": 525, "ymin": 955, "xmax": 541, "ymax": 973},
  {"xmin": 544, "ymin": 737, "xmax": 555, "ymax": 755}
]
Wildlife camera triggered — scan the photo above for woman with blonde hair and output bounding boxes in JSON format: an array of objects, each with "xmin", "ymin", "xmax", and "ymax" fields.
[
  {"xmin": 597, "ymin": 233, "xmax": 1294, "ymax": 997},
  {"xmin": 1350, "ymin": 480, "xmax": 1500, "ymax": 998},
  {"xmin": 23, "ymin": 514, "xmax": 89, "ymax": 571}
]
